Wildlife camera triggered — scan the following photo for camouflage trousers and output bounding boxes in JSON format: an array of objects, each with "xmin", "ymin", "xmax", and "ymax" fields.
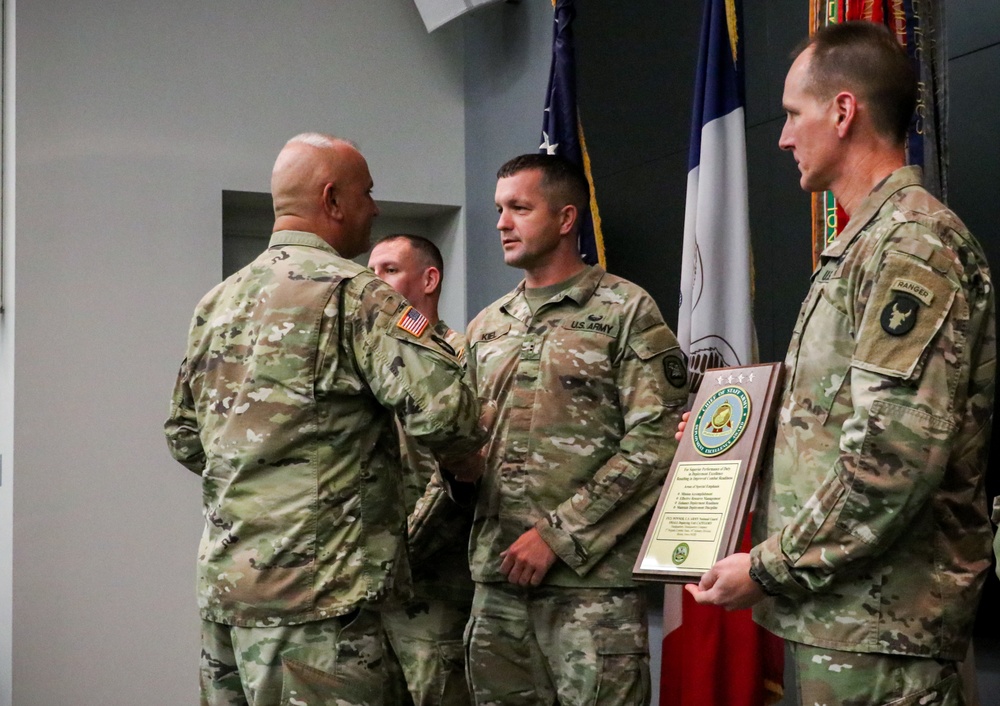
[
  {"xmin": 792, "ymin": 642, "xmax": 963, "ymax": 706},
  {"xmin": 381, "ymin": 596, "xmax": 473, "ymax": 705},
  {"xmin": 200, "ymin": 608, "xmax": 391, "ymax": 706},
  {"xmin": 465, "ymin": 582, "xmax": 650, "ymax": 706}
]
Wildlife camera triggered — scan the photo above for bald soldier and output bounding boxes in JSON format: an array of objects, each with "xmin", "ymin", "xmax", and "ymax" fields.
[
  {"xmin": 369, "ymin": 234, "xmax": 475, "ymax": 705},
  {"xmin": 165, "ymin": 133, "xmax": 489, "ymax": 706},
  {"xmin": 685, "ymin": 23, "xmax": 995, "ymax": 706}
]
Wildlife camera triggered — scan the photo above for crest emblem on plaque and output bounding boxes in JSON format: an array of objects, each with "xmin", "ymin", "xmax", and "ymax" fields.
[
  {"xmin": 671, "ymin": 543, "xmax": 690, "ymax": 565},
  {"xmin": 692, "ymin": 386, "xmax": 751, "ymax": 457}
]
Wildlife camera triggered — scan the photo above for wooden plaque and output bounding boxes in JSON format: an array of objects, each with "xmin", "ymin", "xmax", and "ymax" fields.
[{"xmin": 633, "ymin": 362, "xmax": 784, "ymax": 583}]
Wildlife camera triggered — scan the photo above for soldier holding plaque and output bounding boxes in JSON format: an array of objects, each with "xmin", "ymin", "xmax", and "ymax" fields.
[{"xmin": 684, "ymin": 22, "xmax": 995, "ymax": 706}]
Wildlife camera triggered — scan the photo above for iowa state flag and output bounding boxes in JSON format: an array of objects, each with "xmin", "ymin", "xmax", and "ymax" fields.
[
  {"xmin": 677, "ymin": 0, "xmax": 754, "ymax": 387},
  {"xmin": 665, "ymin": 1, "xmax": 783, "ymax": 704}
]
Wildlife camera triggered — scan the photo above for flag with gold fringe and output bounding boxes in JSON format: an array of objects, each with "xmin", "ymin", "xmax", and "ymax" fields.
[
  {"xmin": 540, "ymin": 0, "xmax": 605, "ymax": 267},
  {"xmin": 808, "ymin": 0, "xmax": 947, "ymax": 264}
]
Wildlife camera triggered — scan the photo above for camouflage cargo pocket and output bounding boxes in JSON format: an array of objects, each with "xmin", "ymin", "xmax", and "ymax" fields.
[
  {"xmin": 882, "ymin": 672, "xmax": 961, "ymax": 706},
  {"xmin": 433, "ymin": 639, "xmax": 470, "ymax": 705},
  {"xmin": 279, "ymin": 657, "xmax": 346, "ymax": 705},
  {"xmin": 593, "ymin": 629, "xmax": 650, "ymax": 706}
]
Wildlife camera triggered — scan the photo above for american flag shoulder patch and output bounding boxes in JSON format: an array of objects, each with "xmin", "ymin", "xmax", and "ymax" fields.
[{"xmin": 395, "ymin": 306, "xmax": 430, "ymax": 337}]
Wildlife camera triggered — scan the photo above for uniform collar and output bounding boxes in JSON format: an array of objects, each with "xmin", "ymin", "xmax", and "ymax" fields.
[
  {"xmin": 268, "ymin": 230, "xmax": 341, "ymax": 257},
  {"xmin": 820, "ymin": 165, "xmax": 923, "ymax": 259},
  {"xmin": 499, "ymin": 265, "xmax": 605, "ymax": 322}
]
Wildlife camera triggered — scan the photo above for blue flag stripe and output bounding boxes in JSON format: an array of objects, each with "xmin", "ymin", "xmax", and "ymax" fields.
[
  {"xmin": 540, "ymin": 0, "xmax": 601, "ymax": 266},
  {"xmin": 688, "ymin": 0, "xmax": 745, "ymax": 171}
]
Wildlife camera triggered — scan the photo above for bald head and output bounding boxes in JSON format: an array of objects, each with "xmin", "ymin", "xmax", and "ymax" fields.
[{"xmin": 271, "ymin": 133, "xmax": 379, "ymax": 257}]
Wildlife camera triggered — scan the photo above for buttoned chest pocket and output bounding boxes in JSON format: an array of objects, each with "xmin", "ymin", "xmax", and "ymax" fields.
[
  {"xmin": 550, "ymin": 319, "xmax": 620, "ymax": 408},
  {"xmin": 470, "ymin": 323, "xmax": 517, "ymax": 397},
  {"xmin": 787, "ymin": 282, "xmax": 853, "ymax": 423}
]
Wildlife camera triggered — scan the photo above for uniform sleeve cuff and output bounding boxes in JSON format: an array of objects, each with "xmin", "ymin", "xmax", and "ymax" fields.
[
  {"xmin": 750, "ymin": 536, "xmax": 810, "ymax": 600},
  {"xmin": 534, "ymin": 518, "xmax": 586, "ymax": 571}
]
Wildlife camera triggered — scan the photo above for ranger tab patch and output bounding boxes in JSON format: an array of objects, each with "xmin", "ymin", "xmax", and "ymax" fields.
[
  {"xmin": 396, "ymin": 306, "xmax": 430, "ymax": 337},
  {"xmin": 880, "ymin": 294, "xmax": 918, "ymax": 336},
  {"xmin": 891, "ymin": 277, "xmax": 934, "ymax": 306}
]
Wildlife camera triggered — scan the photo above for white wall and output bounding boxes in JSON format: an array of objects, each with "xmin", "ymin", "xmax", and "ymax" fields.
[
  {"xmin": 0, "ymin": 2, "xmax": 14, "ymax": 703},
  {"xmin": 6, "ymin": 1, "xmax": 466, "ymax": 703}
]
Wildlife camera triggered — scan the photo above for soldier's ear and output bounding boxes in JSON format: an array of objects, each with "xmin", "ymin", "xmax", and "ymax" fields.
[
  {"xmin": 324, "ymin": 183, "xmax": 343, "ymax": 221},
  {"xmin": 424, "ymin": 267, "xmax": 441, "ymax": 296},
  {"xmin": 833, "ymin": 91, "xmax": 857, "ymax": 138},
  {"xmin": 559, "ymin": 204, "xmax": 578, "ymax": 236}
]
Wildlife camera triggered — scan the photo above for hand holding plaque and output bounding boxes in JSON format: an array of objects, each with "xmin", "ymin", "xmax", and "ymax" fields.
[{"xmin": 633, "ymin": 363, "xmax": 783, "ymax": 583}]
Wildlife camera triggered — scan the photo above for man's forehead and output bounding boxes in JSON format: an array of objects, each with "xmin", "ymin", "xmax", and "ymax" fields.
[
  {"xmin": 786, "ymin": 47, "xmax": 815, "ymax": 87},
  {"xmin": 496, "ymin": 170, "xmax": 543, "ymax": 199},
  {"xmin": 371, "ymin": 239, "xmax": 413, "ymax": 262}
]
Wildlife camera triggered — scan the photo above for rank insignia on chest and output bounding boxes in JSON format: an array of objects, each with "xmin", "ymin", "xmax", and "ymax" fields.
[
  {"xmin": 396, "ymin": 306, "xmax": 430, "ymax": 337},
  {"xmin": 880, "ymin": 294, "xmax": 919, "ymax": 336}
]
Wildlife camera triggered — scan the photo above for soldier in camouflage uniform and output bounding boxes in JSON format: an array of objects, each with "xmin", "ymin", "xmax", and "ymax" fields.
[
  {"xmin": 368, "ymin": 234, "xmax": 475, "ymax": 706},
  {"xmin": 464, "ymin": 154, "xmax": 688, "ymax": 706},
  {"xmin": 164, "ymin": 134, "xmax": 488, "ymax": 706},
  {"xmin": 684, "ymin": 23, "xmax": 996, "ymax": 706}
]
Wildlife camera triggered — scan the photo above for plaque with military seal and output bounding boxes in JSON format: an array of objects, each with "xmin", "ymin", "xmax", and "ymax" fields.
[{"xmin": 633, "ymin": 362, "xmax": 784, "ymax": 583}]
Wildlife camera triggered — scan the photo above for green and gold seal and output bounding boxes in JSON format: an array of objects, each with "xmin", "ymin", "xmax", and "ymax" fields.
[{"xmin": 692, "ymin": 385, "xmax": 751, "ymax": 457}]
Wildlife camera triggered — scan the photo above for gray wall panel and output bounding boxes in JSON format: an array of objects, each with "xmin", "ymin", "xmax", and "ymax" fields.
[
  {"xmin": 949, "ymin": 0, "xmax": 1000, "ymax": 57},
  {"xmin": 463, "ymin": 0, "xmax": 552, "ymax": 319}
]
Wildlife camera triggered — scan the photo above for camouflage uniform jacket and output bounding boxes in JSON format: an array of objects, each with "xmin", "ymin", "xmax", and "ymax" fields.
[
  {"xmin": 164, "ymin": 230, "xmax": 484, "ymax": 627},
  {"xmin": 750, "ymin": 167, "xmax": 996, "ymax": 660},
  {"xmin": 466, "ymin": 265, "xmax": 688, "ymax": 587},
  {"xmin": 396, "ymin": 323, "xmax": 475, "ymax": 603}
]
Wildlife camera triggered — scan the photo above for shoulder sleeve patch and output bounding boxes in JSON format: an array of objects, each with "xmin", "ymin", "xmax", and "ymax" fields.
[
  {"xmin": 664, "ymin": 352, "xmax": 689, "ymax": 388},
  {"xmin": 853, "ymin": 251, "xmax": 958, "ymax": 379},
  {"xmin": 395, "ymin": 306, "xmax": 430, "ymax": 338}
]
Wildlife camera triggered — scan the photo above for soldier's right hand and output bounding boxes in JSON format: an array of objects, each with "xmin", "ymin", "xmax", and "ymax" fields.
[{"xmin": 674, "ymin": 411, "xmax": 691, "ymax": 441}]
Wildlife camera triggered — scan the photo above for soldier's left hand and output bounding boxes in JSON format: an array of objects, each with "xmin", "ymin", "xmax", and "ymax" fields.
[
  {"xmin": 500, "ymin": 528, "xmax": 558, "ymax": 587},
  {"xmin": 684, "ymin": 552, "xmax": 765, "ymax": 610}
]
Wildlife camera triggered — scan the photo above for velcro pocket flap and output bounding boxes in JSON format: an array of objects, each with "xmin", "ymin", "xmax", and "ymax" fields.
[{"xmin": 853, "ymin": 251, "xmax": 957, "ymax": 379}]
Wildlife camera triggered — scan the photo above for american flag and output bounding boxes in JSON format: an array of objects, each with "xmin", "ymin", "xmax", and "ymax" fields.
[
  {"xmin": 540, "ymin": 0, "xmax": 604, "ymax": 266},
  {"xmin": 395, "ymin": 306, "xmax": 430, "ymax": 338}
]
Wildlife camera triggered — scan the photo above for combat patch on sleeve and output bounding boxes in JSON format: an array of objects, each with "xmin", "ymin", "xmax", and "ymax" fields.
[
  {"xmin": 854, "ymin": 250, "xmax": 957, "ymax": 379},
  {"xmin": 395, "ymin": 306, "xmax": 430, "ymax": 338},
  {"xmin": 664, "ymin": 352, "xmax": 689, "ymax": 388}
]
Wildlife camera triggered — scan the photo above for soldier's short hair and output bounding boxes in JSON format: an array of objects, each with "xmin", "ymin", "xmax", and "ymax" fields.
[
  {"xmin": 376, "ymin": 233, "xmax": 444, "ymax": 277},
  {"xmin": 497, "ymin": 154, "xmax": 590, "ymax": 216},
  {"xmin": 795, "ymin": 21, "xmax": 916, "ymax": 145}
]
